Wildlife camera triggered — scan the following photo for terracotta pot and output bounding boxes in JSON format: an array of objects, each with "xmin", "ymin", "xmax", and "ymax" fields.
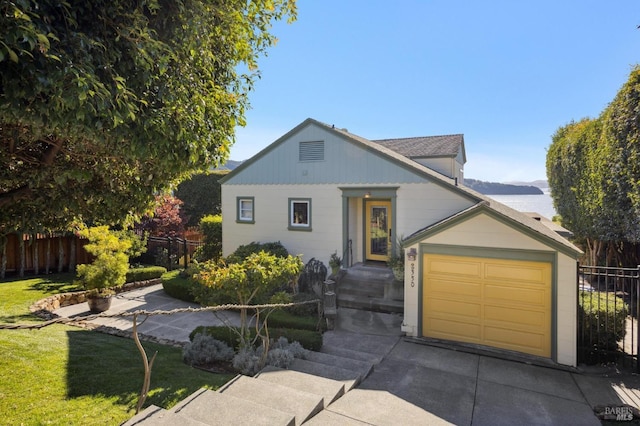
[{"xmin": 87, "ymin": 295, "xmax": 113, "ymax": 313}]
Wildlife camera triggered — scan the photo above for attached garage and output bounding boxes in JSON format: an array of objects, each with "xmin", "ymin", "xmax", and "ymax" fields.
[
  {"xmin": 422, "ymin": 253, "xmax": 552, "ymax": 358},
  {"xmin": 401, "ymin": 202, "xmax": 582, "ymax": 367}
]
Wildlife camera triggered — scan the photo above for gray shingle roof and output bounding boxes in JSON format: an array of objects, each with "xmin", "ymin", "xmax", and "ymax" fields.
[{"xmin": 372, "ymin": 135, "xmax": 464, "ymax": 158}]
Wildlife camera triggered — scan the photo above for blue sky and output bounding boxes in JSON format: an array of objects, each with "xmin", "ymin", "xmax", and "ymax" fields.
[{"xmin": 231, "ymin": 1, "xmax": 639, "ymax": 182}]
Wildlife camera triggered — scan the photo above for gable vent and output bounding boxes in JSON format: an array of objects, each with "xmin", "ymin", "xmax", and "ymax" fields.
[{"xmin": 299, "ymin": 141, "xmax": 325, "ymax": 162}]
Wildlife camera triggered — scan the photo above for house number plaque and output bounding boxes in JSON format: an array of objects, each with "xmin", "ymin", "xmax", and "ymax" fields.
[{"xmin": 410, "ymin": 262, "xmax": 415, "ymax": 287}]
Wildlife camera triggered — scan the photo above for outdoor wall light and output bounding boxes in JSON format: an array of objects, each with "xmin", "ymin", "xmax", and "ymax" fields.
[
  {"xmin": 364, "ymin": 191, "xmax": 371, "ymax": 198},
  {"xmin": 407, "ymin": 248, "xmax": 417, "ymax": 261}
]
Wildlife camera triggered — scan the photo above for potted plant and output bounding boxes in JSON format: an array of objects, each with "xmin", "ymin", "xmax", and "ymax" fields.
[
  {"xmin": 75, "ymin": 226, "xmax": 132, "ymax": 313},
  {"xmin": 387, "ymin": 238, "xmax": 405, "ymax": 281},
  {"xmin": 329, "ymin": 251, "xmax": 342, "ymax": 276}
]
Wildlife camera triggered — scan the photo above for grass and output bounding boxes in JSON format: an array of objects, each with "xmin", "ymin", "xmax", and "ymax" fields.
[{"xmin": 0, "ymin": 273, "xmax": 234, "ymax": 425}]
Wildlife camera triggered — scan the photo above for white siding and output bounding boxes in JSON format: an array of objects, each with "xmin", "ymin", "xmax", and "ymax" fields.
[
  {"xmin": 414, "ymin": 157, "xmax": 453, "ymax": 178},
  {"xmin": 222, "ymin": 184, "xmax": 344, "ymax": 267}
]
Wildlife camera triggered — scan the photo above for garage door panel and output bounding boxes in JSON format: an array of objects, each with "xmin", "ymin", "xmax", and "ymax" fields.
[
  {"xmin": 426, "ymin": 257, "xmax": 482, "ymax": 279},
  {"xmin": 426, "ymin": 318, "xmax": 481, "ymax": 342},
  {"xmin": 426, "ymin": 297, "xmax": 482, "ymax": 320},
  {"xmin": 425, "ymin": 277, "xmax": 482, "ymax": 298},
  {"xmin": 422, "ymin": 254, "xmax": 551, "ymax": 358},
  {"xmin": 484, "ymin": 327, "xmax": 547, "ymax": 357},
  {"xmin": 484, "ymin": 284, "xmax": 547, "ymax": 307},
  {"xmin": 484, "ymin": 262, "xmax": 549, "ymax": 284},
  {"xmin": 484, "ymin": 305, "xmax": 547, "ymax": 328}
]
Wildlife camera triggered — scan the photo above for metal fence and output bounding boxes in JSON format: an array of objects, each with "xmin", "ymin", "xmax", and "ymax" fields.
[
  {"xmin": 140, "ymin": 235, "xmax": 204, "ymax": 270},
  {"xmin": 578, "ymin": 265, "xmax": 640, "ymax": 371}
]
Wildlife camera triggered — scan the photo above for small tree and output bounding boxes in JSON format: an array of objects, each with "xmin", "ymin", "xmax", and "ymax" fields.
[
  {"xmin": 76, "ymin": 226, "xmax": 132, "ymax": 296},
  {"xmin": 194, "ymin": 251, "xmax": 303, "ymax": 354},
  {"xmin": 136, "ymin": 194, "xmax": 187, "ymax": 238}
]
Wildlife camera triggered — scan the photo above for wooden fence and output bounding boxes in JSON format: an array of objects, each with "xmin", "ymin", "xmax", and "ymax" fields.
[{"xmin": 0, "ymin": 233, "xmax": 90, "ymax": 278}]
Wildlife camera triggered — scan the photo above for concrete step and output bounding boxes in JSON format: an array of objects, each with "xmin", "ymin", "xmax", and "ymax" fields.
[
  {"xmin": 343, "ymin": 264, "xmax": 395, "ymax": 282},
  {"xmin": 172, "ymin": 388, "xmax": 295, "ymax": 426},
  {"xmin": 304, "ymin": 410, "xmax": 372, "ymax": 425},
  {"xmin": 289, "ymin": 358, "xmax": 359, "ymax": 391},
  {"xmin": 255, "ymin": 365, "xmax": 345, "ymax": 406},
  {"xmin": 217, "ymin": 374, "xmax": 324, "ymax": 425},
  {"xmin": 123, "ymin": 405, "xmax": 209, "ymax": 426},
  {"xmin": 337, "ymin": 293, "xmax": 404, "ymax": 314},
  {"xmin": 338, "ymin": 280, "xmax": 385, "ymax": 298},
  {"xmin": 305, "ymin": 351, "xmax": 374, "ymax": 379}
]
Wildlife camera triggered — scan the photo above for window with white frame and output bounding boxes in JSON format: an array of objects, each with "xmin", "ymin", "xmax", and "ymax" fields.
[
  {"xmin": 288, "ymin": 198, "xmax": 311, "ymax": 230},
  {"xmin": 237, "ymin": 197, "xmax": 254, "ymax": 223}
]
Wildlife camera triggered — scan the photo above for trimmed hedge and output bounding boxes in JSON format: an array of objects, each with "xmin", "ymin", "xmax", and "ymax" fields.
[
  {"xmin": 162, "ymin": 269, "xmax": 198, "ymax": 303},
  {"xmin": 189, "ymin": 325, "xmax": 322, "ymax": 351},
  {"xmin": 269, "ymin": 310, "xmax": 325, "ymax": 332},
  {"xmin": 227, "ymin": 241, "xmax": 289, "ymax": 263},
  {"xmin": 125, "ymin": 266, "xmax": 167, "ymax": 282},
  {"xmin": 194, "ymin": 214, "xmax": 222, "ymax": 262},
  {"xmin": 579, "ymin": 290, "xmax": 628, "ymax": 354}
]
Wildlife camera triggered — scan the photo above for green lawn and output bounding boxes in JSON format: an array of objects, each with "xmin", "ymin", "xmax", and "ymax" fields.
[{"xmin": 0, "ymin": 274, "xmax": 234, "ymax": 425}]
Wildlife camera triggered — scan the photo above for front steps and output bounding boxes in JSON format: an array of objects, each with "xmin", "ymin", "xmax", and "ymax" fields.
[
  {"xmin": 336, "ymin": 263, "xmax": 404, "ymax": 314},
  {"xmin": 125, "ymin": 331, "xmax": 400, "ymax": 426}
]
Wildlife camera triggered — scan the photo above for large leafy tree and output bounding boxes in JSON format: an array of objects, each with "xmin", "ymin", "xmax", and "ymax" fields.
[
  {"xmin": 547, "ymin": 66, "xmax": 640, "ymax": 265},
  {"xmin": 0, "ymin": 0, "xmax": 296, "ymax": 234}
]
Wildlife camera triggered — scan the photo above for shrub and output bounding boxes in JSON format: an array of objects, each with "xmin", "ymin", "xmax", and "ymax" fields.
[
  {"xmin": 182, "ymin": 334, "xmax": 234, "ymax": 366},
  {"xmin": 284, "ymin": 292, "xmax": 321, "ymax": 317},
  {"xmin": 271, "ymin": 336, "xmax": 308, "ymax": 360},
  {"xmin": 162, "ymin": 270, "xmax": 198, "ymax": 303},
  {"xmin": 194, "ymin": 214, "xmax": 223, "ymax": 262},
  {"xmin": 227, "ymin": 241, "xmax": 289, "ymax": 263},
  {"xmin": 232, "ymin": 346, "xmax": 264, "ymax": 376},
  {"xmin": 269, "ymin": 309, "xmax": 323, "ymax": 332},
  {"xmin": 265, "ymin": 348, "xmax": 294, "ymax": 369},
  {"xmin": 126, "ymin": 266, "xmax": 167, "ymax": 282},
  {"xmin": 579, "ymin": 290, "xmax": 628, "ymax": 354},
  {"xmin": 76, "ymin": 226, "xmax": 131, "ymax": 295},
  {"xmin": 189, "ymin": 325, "xmax": 323, "ymax": 351}
]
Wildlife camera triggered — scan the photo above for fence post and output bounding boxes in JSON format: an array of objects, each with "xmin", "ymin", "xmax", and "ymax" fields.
[
  {"xmin": 166, "ymin": 237, "xmax": 172, "ymax": 271},
  {"xmin": 637, "ymin": 265, "xmax": 640, "ymax": 373},
  {"xmin": 183, "ymin": 238, "xmax": 188, "ymax": 269}
]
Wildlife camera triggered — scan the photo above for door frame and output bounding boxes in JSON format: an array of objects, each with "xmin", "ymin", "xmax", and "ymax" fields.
[
  {"xmin": 364, "ymin": 199, "xmax": 393, "ymax": 262},
  {"xmin": 339, "ymin": 187, "xmax": 398, "ymax": 266}
]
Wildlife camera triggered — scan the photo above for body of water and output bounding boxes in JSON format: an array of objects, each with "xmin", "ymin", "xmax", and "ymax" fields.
[{"xmin": 487, "ymin": 190, "xmax": 556, "ymax": 220}]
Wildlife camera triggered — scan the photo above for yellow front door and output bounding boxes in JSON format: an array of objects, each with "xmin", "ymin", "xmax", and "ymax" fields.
[
  {"xmin": 422, "ymin": 254, "xmax": 552, "ymax": 358},
  {"xmin": 365, "ymin": 200, "xmax": 392, "ymax": 262}
]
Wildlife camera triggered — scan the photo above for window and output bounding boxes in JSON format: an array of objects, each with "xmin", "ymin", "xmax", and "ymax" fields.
[
  {"xmin": 288, "ymin": 198, "xmax": 312, "ymax": 231},
  {"xmin": 299, "ymin": 141, "xmax": 324, "ymax": 162},
  {"xmin": 237, "ymin": 197, "xmax": 254, "ymax": 223}
]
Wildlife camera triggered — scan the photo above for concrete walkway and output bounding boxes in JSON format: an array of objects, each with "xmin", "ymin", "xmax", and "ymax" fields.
[{"xmin": 55, "ymin": 284, "xmax": 640, "ymax": 425}]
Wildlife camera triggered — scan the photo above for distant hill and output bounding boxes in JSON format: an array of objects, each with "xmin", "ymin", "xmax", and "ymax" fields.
[
  {"xmin": 506, "ymin": 180, "xmax": 548, "ymax": 189},
  {"xmin": 214, "ymin": 159, "xmax": 243, "ymax": 171},
  {"xmin": 464, "ymin": 179, "xmax": 543, "ymax": 195}
]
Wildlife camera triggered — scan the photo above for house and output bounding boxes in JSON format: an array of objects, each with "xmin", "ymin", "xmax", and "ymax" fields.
[{"xmin": 220, "ymin": 118, "xmax": 581, "ymax": 366}]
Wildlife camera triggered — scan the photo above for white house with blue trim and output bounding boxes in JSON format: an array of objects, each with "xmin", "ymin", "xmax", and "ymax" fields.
[{"xmin": 220, "ymin": 118, "xmax": 581, "ymax": 366}]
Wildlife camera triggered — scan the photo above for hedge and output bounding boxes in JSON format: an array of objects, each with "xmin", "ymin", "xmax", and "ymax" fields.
[
  {"xmin": 189, "ymin": 325, "xmax": 323, "ymax": 351},
  {"xmin": 269, "ymin": 310, "xmax": 325, "ymax": 332},
  {"xmin": 161, "ymin": 269, "xmax": 198, "ymax": 303},
  {"xmin": 125, "ymin": 266, "xmax": 167, "ymax": 282},
  {"xmin": 579, "ymin": 290, "xmax": 628, "ymax": 355}
]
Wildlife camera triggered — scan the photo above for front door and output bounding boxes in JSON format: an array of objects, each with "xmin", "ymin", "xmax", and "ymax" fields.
[{"xmin": 365, "ymin": 200, "xmax": 392, "ymax": 262}]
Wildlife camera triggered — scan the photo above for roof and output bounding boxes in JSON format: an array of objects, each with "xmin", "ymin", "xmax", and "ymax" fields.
[
  {"xmin": 372, "ymin": 135, "xmax": 465, "ymax": 160},
  {"xmin": 221, "ymin": 118, "xmax": 581, "ymax": 256}
]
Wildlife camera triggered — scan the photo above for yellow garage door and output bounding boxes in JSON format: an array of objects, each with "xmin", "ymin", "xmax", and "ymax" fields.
[{"xmin": 422, "ymin": 254, "xmax": 552, "ymax": 358}]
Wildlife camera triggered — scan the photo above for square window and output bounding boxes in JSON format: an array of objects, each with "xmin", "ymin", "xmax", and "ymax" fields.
[
  {"xmin": 237, "ymin": 197, "xmax": 254, "ymax": 223},
  {"xmin": 289, "ymin": 198, "xmax": 311, "ymax": 230}
]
